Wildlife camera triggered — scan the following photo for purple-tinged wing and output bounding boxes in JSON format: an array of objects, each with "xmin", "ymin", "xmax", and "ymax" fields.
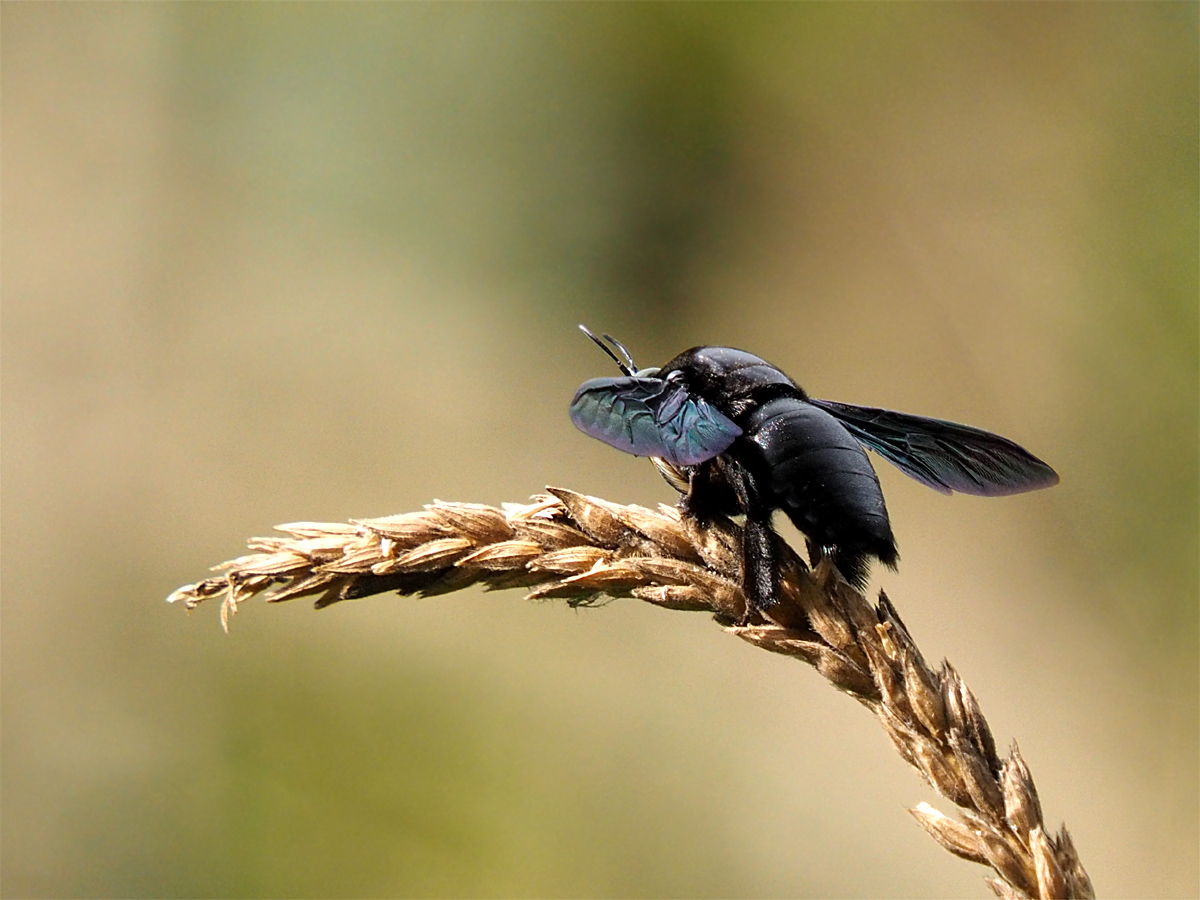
[
  {"xmin": 570, "ymin": 376, "xmax": 742, "ymax": 467},
  {"xmin": 809, "ymin": 399, "xmax": 1059, "ymax": 496}
]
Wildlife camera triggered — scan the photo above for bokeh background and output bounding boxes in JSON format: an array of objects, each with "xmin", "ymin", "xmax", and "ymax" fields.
[{"xmin": 3, "ymin": 4, "xmax": 1196, "ymax": 898}]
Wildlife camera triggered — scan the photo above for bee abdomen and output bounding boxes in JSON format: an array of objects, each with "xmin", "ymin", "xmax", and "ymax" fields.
[{"xmin": 740, "ymin": 398, "xmax": 897, "ymax": 563}]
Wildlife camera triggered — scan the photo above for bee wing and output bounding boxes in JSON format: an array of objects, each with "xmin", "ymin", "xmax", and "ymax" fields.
[
  {"xmin": 570, "ymin": 376, "xmax": 742, "ymax": 467},
  {"xmin": 809, "ymin": 399, "xmax": 1059, "ymax": 496}
]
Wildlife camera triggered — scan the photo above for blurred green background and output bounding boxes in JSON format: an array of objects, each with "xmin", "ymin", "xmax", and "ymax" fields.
[{"xmin": 3, "ymin": 4, "xmax": 1196, "ymax": 897}]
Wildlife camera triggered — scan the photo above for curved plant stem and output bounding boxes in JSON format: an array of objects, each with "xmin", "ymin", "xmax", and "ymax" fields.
[{"xmin": 169, "ymin": 488, "xmax": 1093, "ymax": 899}]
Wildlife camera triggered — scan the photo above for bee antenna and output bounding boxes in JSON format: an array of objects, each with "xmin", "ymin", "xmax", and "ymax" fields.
[
  {"xmin": 578, "ymin": 324, "xmax": 633, "ymax": 376},
  {"xmin": 601, "ymin": 333, "xmax": 637, "ymax": 373}
]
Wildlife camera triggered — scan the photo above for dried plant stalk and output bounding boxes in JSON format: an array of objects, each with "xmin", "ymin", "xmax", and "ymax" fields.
[{"xmin": 168, "ymin": 488, "xmax": 1093, "ymax": 899}]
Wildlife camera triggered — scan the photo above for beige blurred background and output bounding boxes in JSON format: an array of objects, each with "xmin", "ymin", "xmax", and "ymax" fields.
[{"xmin": 3, "ymin": 4, "xmax": 1196, "ymax": 897}]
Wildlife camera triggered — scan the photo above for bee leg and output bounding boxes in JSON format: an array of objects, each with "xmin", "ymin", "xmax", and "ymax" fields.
[
  {"xmin": 741, "ymin": 512, "xmax": 779, "ymax": 622},
  {"xmin": 805, "ymin": 540, "xmax": 870, "ymax": 590},
  {"xmin": 676, "ymin": 457, "xmax": 778, "ymax": 621},
  {"xmin": 681, "ymin": 457, "xmax": 744, "ymax": 523},
  {"xmin": 721, "ymin": 461, "xmax": 778, "ymax": 623},
  {"xmin": 678, "ymin": 475, "xmax": 710, "ymax": 523}
]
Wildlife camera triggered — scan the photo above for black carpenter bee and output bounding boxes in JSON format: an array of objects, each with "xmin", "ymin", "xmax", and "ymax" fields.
[{"xmin": 569, "ymin": 326, "xmax": 1058, "ymax": 618}]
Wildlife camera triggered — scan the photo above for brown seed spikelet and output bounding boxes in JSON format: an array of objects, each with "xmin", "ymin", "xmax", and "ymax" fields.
[{"xmin": 168, "ymin": 489, "xmax": 1092, "ymax": 898}]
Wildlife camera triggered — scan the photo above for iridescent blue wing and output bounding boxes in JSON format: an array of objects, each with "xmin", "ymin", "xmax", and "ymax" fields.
[
  {"xmin": 810, "ymin": 399, "xmax": 1059, "ymax": 496},
  {"xmin": 570, "ymin": 376, "xmax": 743, "ymax": 467}
]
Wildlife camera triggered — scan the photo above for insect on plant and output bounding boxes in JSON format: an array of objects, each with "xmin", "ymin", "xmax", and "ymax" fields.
[{"xmin": 569, "ymin": 326, "xmax": 1059, "ymax": 620}]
